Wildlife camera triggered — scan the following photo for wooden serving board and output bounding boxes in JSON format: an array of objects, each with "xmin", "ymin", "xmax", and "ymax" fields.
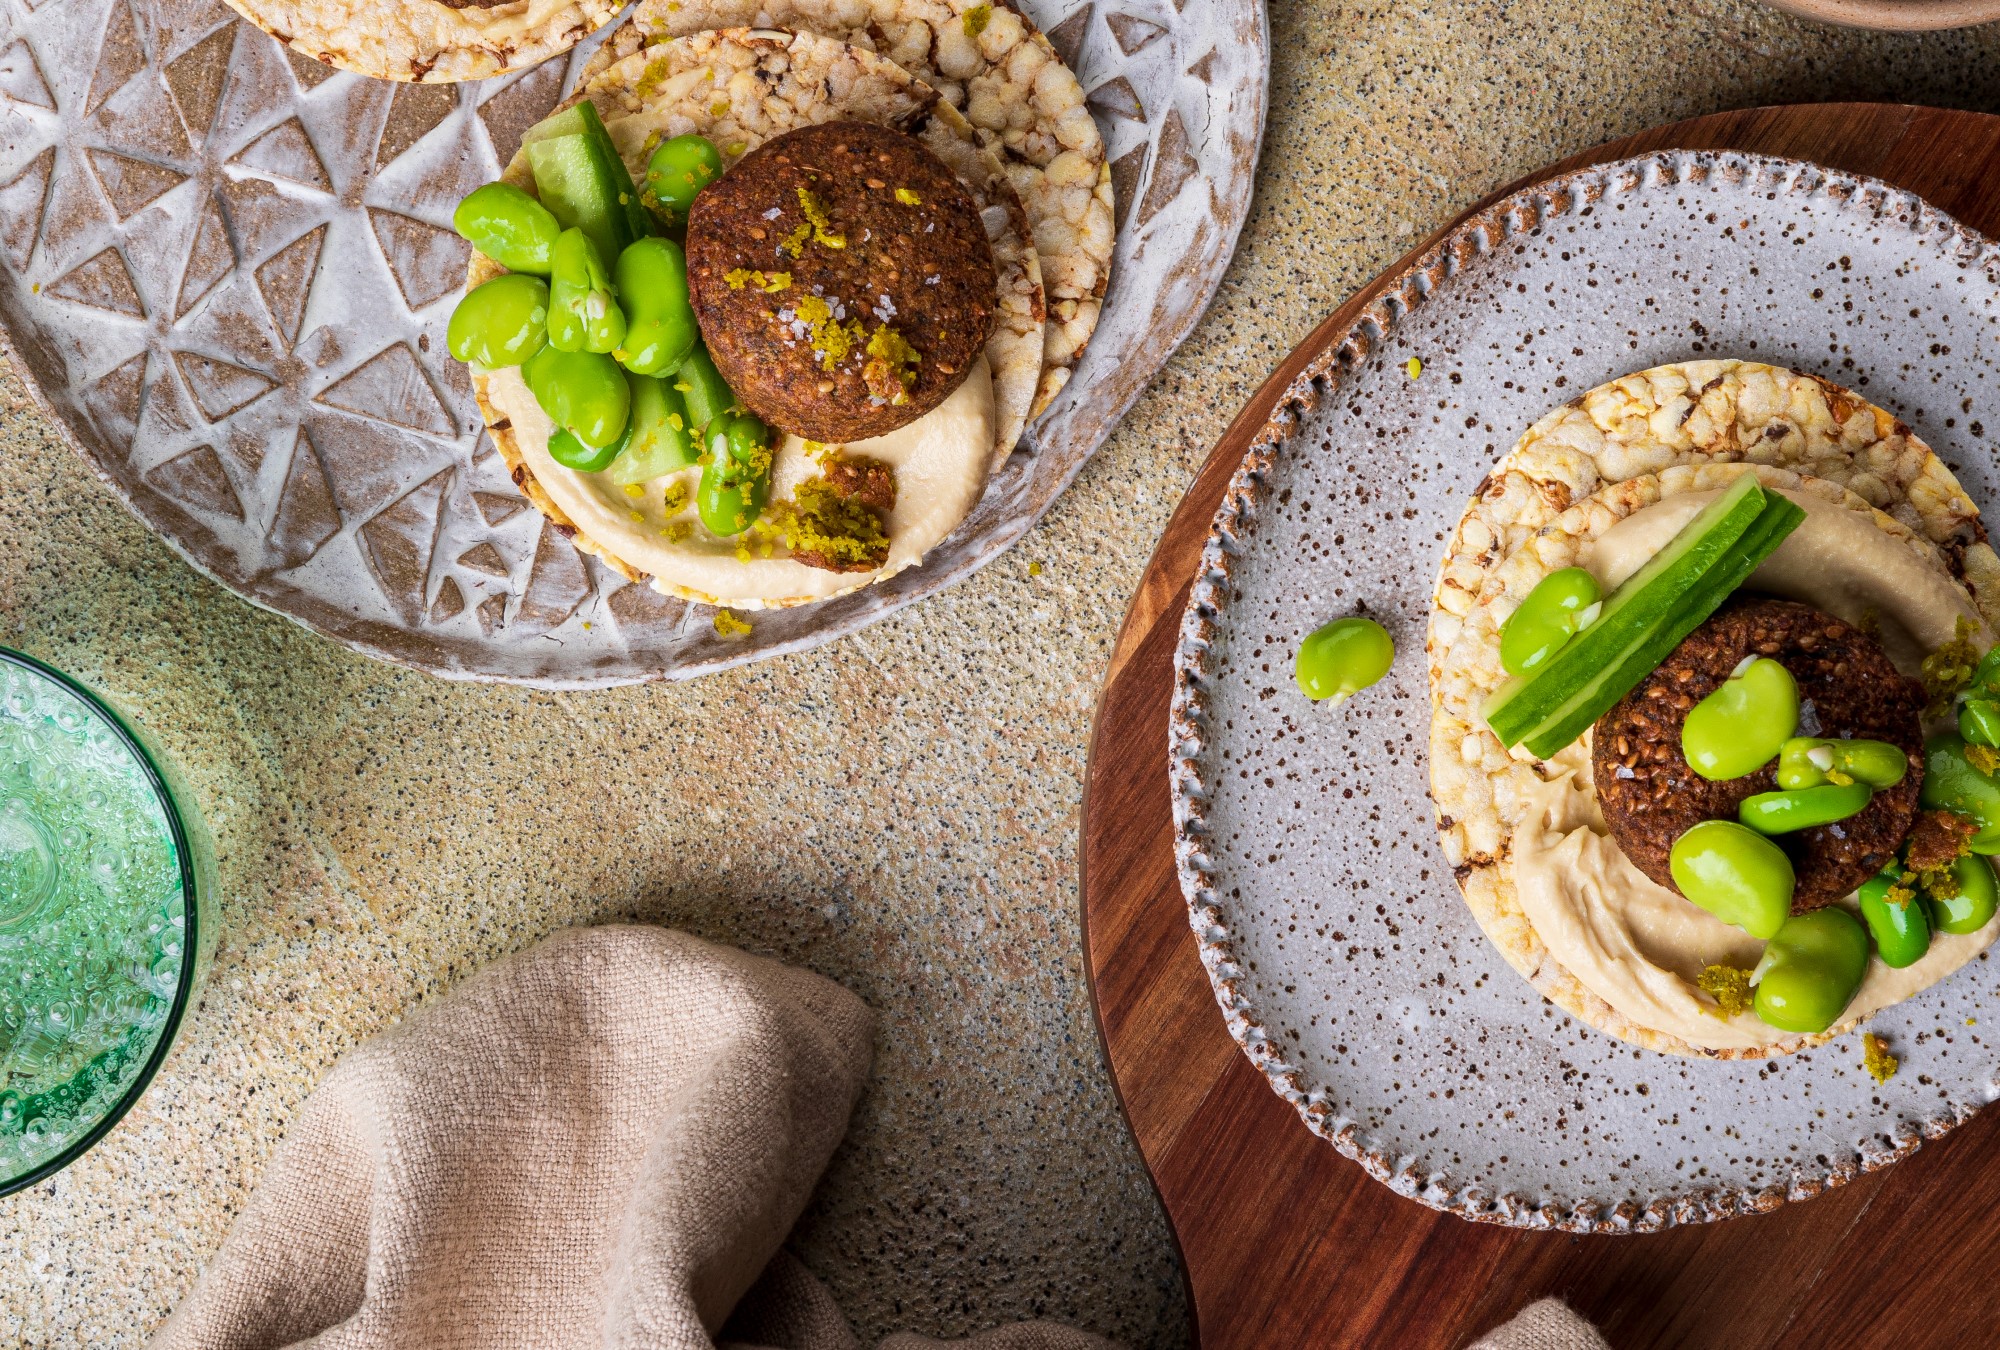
[{"xmin": 1080, "ymin": 104, "xmax": 2000, "ymax": 1350}]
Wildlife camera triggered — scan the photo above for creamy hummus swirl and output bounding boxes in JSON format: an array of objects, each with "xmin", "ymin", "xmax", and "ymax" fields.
[
  {"xmin": 1512, "ymin": 488, "xmax": 2000, "ymax": 1051},
  {"xmin": 483, "ymin": 359, "xmax": 994, "ymax": 609}
]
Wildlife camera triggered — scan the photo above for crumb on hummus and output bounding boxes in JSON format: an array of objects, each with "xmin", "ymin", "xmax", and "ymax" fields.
[{"xmin": 779, "ymin": 476, "xmax": 891, "ymax": 573}]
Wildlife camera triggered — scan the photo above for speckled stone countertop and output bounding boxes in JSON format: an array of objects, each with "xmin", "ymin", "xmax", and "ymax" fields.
[{"xmin": 9, "ymin": 4, "xmax": 2000, "ymax": 1345}]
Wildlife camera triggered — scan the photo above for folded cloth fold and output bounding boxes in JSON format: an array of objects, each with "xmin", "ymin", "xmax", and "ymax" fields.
[
  {"xmin": 151, "ymin": 925, "xmax": 1116, "ymax": 1350},
  {"xmin": 1467, "ymin": 1298, "xmax": 1610, "ymax": 1350}
]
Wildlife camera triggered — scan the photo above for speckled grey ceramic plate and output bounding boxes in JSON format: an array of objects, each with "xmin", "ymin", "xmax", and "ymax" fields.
[
  {"xmin": 1170, "ymin": 150, "xmax": 2000, "ymax": 1230},
  {"xmin": 0, "ymin": 0, "xmax": 1263, "ymax": 686}
]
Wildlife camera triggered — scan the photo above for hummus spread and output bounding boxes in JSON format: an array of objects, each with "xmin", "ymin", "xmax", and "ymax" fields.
[
  {"xmin": 483, "ymin": 357, "xmax": 995, "ymax": 609},
  {"xmin": 1512, "ymin": 488, "xmax": 2000, "ymax": 1051}
]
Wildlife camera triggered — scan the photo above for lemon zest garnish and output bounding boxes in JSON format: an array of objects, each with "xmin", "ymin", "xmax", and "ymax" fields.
[
  {"xmin": 623, "ymin": 483, "xmax": 644, "ymax": 498},
  {"xmin": 713, "ymin": 609, "xmax": 751, "ymax": 638},
  {"xmin": 724, "ymin": 268, "xmax": 792, "ymax": 293},
  {"xmin": 895, "ymin": 187, "xmax": 922, "ymax": 205},
  {"xmin": 962, "ymin": 3, "xmax": 991, "ymax": 35},
  {"xmin": 796, "ymin": 186, "xmax": 845, "ymax": 249}
]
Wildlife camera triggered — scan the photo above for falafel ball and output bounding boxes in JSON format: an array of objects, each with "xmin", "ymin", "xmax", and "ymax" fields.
[
  {"xmin": 1593, "ymin": 596, "xmax": 1924, "ymax": 912},
  {"xmin": 685, "ymin": 120, "xmax": 998, "ymax": 444}
]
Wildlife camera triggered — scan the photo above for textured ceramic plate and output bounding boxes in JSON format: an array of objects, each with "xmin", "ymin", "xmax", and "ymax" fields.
[
  {"xmin": 0, "ymin": 0, "xmax": 1263, "ymax": 686},
  {"xmin": 1170, "ymin": 151, "xmax": 2000, "ymax": 1230}
]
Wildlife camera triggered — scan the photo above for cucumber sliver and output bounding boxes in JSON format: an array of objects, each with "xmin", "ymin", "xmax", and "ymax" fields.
[
  {"xmin": 1516, "ymin": 493, "xmax": 1806, "ymax": 758},
  {"xmin": 1483, "ymin": 473, "xmax": 1769, "ymax": 746},
  {"xmin": 523, "ymin": 102, "xmax": 652, "ymax": 261}
]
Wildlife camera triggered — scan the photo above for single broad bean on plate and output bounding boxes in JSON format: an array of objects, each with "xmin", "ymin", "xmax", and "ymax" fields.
[
  {"xmin": 1858, "ymin": 865, "xmax": 1931, "ymax": 969},
  {"xmin": 1737, "ymin": 782, "xmax": 1873, "ymax": 835},
  {"xmin": 1931, "ymin": 853, "xmax": 2000, "ymax": 936},
  {"xmin": 1498, "ymin": 567, "xmax": 1600, "ymax": 677},
  {"xmin": 524, "ymin": 345, "xmax": 631, "ymax": 452},
  {"xmin": 549, "ymin": 228, "xmax": 627, "ymax": 356},
  {"xmin": 697, "ymin": 411, "xmax": 775, "ymax": 537},
  {"xmin": 1775, "ymin": 736, "xmax": 1909, "ymax": 790},
  {"xmin": 1294, "ymin": 617, "xmax": 1394, "ymax": 705},
  {"xmin": 646, "ymin": 134, "xmax": 724, "ymax": 217},
  {"xmin": 1668, "ymin": 819, "xmax": 1793, "ymax": 939},
  {"xmin": 1751, "ymin": 908, "xmax": 1869, "ymax": 1035},
  {"xmin": 452, "ymin": 182, "xmax": 561, "ymax": 274},
  {"xmin": 615, "ymin": 237, "xmax": 701, "ymax": 377},
  {"xmin": 1920, "ymin": 734, "xmax": 2000, "ymax": 853},
  {"xmin": 447, "ymin": 274, "xmax": 550, "ymax": 369},
  {"xmin": 1681, "ymin": 656, "xmax": 1799, "ymax": 781}
]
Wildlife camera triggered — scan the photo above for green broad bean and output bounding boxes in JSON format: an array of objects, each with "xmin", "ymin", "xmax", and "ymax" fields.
[
  {"xmin": 1931, "ymin": 854, "xmax": 2000, "ymax": 935},
  {"xmin": 548, "ymin": 229, "xmax": 626, "ymax": 355},
  {"xmin": 1751, "ymin": 908, "xmax": 1869, "ymax": 1035},
  {"xmin": 645, "ymin": 134, "xmax": 723, "ymax": 217},
  {"xmin": 676, "ymin": 344, "xmax": 737, "ymax": 431},
  {"xmin": 452, "ymin": 183, "xmax": 561, "ymax": 274},
  {"xmin": 1962, "ymin": 698, "xmax": 2000, "ymax": 749},
  {"xmin": 697, "ymin": 411, "xmax": 774, "ymax": 536},
  {"xmin": 1737, "ymin": 783, "xmax": 1874, "ymax": 835},
  {"xmin": 446, "ymin": 273, "xmax": 549, "ymax": 369},
  {"xmin": 1499, "ymin": 567, "xmax": 1601, "ymax": 677},
  {"xmin": 1974, "ymin": 641, "xmax": 2000, "ymax": 692},
  {"xmin": 1681, "ymin": 657, "xmax": 1799, "ymax": 781},
  {"xmin": 548, "ymin": 425, "xmax": 627, "ymax": 472},
  {"xmin": 1858, "ymin": 865, "xmax": 1931, "ymax": 968},
  {"xmin": 1294, "ymin": 617, "xmax": 1395, "ymax": 705},
  {"xmin": 1668, "ymin": 819, "xmax": 1794, "ymax": 939},
  {"xmin": 1920, "ymin": 734, "xmax": 2000, "ymax": 854},
  {"xmin": 523, "ymin": 346, "xmax": 630, "ymax": 450},
  {"xmin": 1775, "ymin": 737, "xmax": 1910, "ymax": 790},
  {"xmin": 607, "ymin": 374, "xmax": 697, "ymax": 486},
  {"xmin": 614, "ymin": 237, "xmax": 700, "ymax": 377}
]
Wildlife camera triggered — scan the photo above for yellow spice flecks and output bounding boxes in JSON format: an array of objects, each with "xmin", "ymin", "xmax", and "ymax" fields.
[
  {"xmin": 1028, "ymin": 561, "xmax": 1043, "ymax": 577},
  {"xmin": 862, "ymin": 324, "xmax": 920, "ymax": 404},
  {"xmin": 1696, "ymin": 964, "xmax": 1753, "ymax": 1019},
  {"xmin": 794, "ymin": 295, "xmax": 865, "ymax": 373},
  {"xmin": 796, "ymin": 186, "xmax": 846, "ymax": 249},
  {"xmin": 1405, "ymin": 357, "xmax": 1422, "ymax": 379},
  {"xmin": 1921, "ymin": 615, "xmax": 1980, "ymax": 716},
  {"xmin": 895, "ymin": 188, "xmax": 922, "ymax": 205},
  {"xmin": 623, "ymin": 483, "xmax": 644, "ymax": 498},
  {"xmin": 712, "ymin": 609, "xmax": 751, "ymax": 638},
  {"xmin": 662, "ymin": 481, "xmax": 691, "ymax": 514},
  {"xmin": 962, "ymin": 3, "xmax": 991, "ymax": 35},
  {"xmin": 1863, "ymin": 1032, "xmax": 1898, "ymax": 1084},
  {"xmin": 725, "ymin": 268, "xmax": 792, "ymax": 293}
]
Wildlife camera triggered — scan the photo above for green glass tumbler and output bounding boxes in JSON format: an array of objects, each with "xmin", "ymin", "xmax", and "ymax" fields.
[{"xmin": 0, "ymin": 649, "xmax": 216, "ymax": 1196}]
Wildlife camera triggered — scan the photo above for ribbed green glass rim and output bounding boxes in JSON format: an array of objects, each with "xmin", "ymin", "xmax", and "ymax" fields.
[{"xmin": 0, "ymin": 648, "xmax": 203, "ymax": 1198}]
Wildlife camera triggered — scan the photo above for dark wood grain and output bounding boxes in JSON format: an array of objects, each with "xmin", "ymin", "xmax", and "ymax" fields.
[{"xmin": 1079, "ymin": 104, "xmax": 2000, "ymax": 1350}]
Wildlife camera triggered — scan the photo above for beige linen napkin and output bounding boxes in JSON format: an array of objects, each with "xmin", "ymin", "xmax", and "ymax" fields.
[
  {"xmin": 151, "ymin": 926, "xmax": 1116, "ymax": 1350},
  {"xmin": 1467, "ymin": 1298, "xmax": 1610, "ymax": 1350}
]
